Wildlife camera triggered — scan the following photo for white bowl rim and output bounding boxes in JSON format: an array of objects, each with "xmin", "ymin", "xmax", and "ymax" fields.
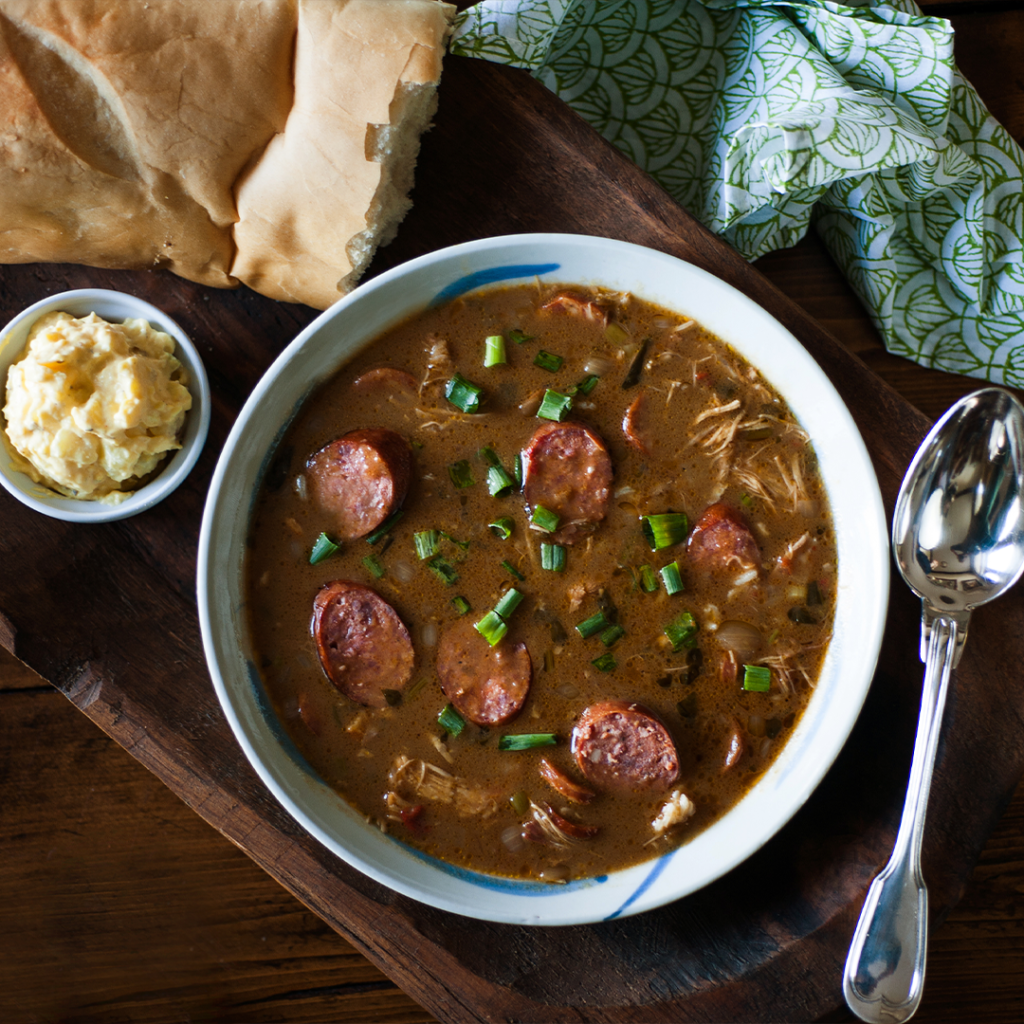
[
  {"xmin": 198, "ymin": 232, "xmax": 890, "ymax": 926},
  {"xmin": 0, "ymin": 287, "xmax": 211, "ymax": 522}
]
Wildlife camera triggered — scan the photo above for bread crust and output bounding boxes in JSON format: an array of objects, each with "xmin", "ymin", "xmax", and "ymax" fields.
[{"xmin": 0, "ymin": 0, "xmax": 454, "ymax": 307}]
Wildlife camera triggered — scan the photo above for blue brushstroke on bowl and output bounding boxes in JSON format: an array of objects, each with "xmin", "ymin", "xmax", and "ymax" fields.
[{"xmin": 429, "ymin": 263, "xmax": 561, "ymax": 306}]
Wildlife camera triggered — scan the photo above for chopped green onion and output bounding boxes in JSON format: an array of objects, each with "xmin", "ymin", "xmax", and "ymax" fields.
[
  {"xmin": 641, "ymin": 512, "xmax": 689, "ymax": 551},
  {"xmin": 487, "ymin": 464, "xmax": 517, "ymax": 497},
  {"xmin": 659, "ymin": 561, "xmax": 685, "ymax": 595},
  {"xmin": 448, "ymin": 459, "xmax": 475, "ymax": 488},
  {"xmin": 309, "ymin": 532, "xmax": 339, "ymax": 564},
  {"xmin": 502, "ymin": 559, "xmax": 526, "ymax": 581},
  {"xmin": 621, "ymin": 336, "xmax": 651, "ymax": 389},
  {"xmin": 571, "ymin": 374, "xmax": 600, "ymax": 396},
  {"xmin": 536, "ymin": 389, "xmax": 573, "ymax": 422},
  {"xmin": 599, "ymin": 624, "xmax": 625, "ymax": 647},
  {"xmin": 510, "ymin": 789, "xmax": 530, "ymax": 814},
  {"xmin": 498, "ymin": 733, "xmax": 557, "ymax": 751},
  {"xmin": 540, "ymin": 543, "xmax": 566, "ymax": 572},
  {"xmin": 475, "ymin": 609, "xmax": 508, "ymax": 646},
  {"xmin": 534, "ymin": 350, "xmax": 564, "ymax": 373},
  {"xmin": 483, "ymin": 334, "xmax": 507, "ymax": 367},
  {"xmin": 364, "ymin": 509, "xmax": 403, "ymax": 545},
  {"xmin": 740, "ymin": 493, "xmax": 755, "ymax": 509},
  {"xmin": 440, "ymin": 530, "xmax": 471, "ymax": 550},
  {"xmin": 509, "ymin": 329, "xmax": 534, "ymax": 345},
  {"xmin": 489, "ymin": 516, "xmax": 514, "ymax": 540},
  {"xmin": 427, "ymin": 554, "xmax": 459, "ymax": 586},
  {"xmin": 414, "ymin": 530, "xmax": 441, "ymax": 560},
  {"xmin": 362, "ymin": 553, "xmax": 385, "ymax": 579},
  {"xmin": 438, "ymin": 703, "xmax": 466, "ymax": 736},
  {"xmin": 406, "ymin": 677, "xmax": 429, "ymax": 700},
  {"xmin": 382, "ymin": 688, "xmax": 402, "ymax": 707},
  {"xmin": 743, "ymin": 664, "xmax": 772, "ymax": 692},
  {"xmin": 493, "ymin": 588, "xmax": 524, "ymax": 619},
  {"xmin": 479, "ymin": 445, "xmax": 500, "ymax": 466},
  {"xmin": 591, "ymin": 653, "xmax": 617, "ymax": 673},
  {"xmin": 605, "ymin": 322, "xmax": 629, "ymax": 344},
  {"xmin": 445, "ymin": 372, "xmax": 484, "ymax": 413},
  {"xmin": 665, "ymin": 611, "xmax": 699, "ymax": 651},
  {"xmin": 530, "ymin": 505, "xmax": 560, "ymax": 533},
  {"xmin": 575, "ymin": 610, "xmax": 610, "ymax": 639},
  {"xmin": 451, "ymin": 595, "xmax": 471, "ymax": 616},
  {"xmin": 639, "ymin": 564, "xmax": 659, "ymax": 593},
  {"xmin": 512, "ymin": 452, "xmax": 523, "ymax": 487}
]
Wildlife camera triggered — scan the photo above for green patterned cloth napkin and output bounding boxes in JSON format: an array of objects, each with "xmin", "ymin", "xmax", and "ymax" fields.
[{"xmin": 451, "ymin": 0, "xmax": 1024, "ymax": 387}]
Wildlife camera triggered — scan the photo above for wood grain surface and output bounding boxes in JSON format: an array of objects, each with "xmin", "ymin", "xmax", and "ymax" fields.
[{"xmin": 3, "ymin": 2, "xmax": 1024, "ymax": 1022}]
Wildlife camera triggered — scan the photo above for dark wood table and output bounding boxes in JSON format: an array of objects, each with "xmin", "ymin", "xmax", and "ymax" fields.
[{"xmin": 3, "ymin": 2, "xmax": 1023, "ymax": 1021}]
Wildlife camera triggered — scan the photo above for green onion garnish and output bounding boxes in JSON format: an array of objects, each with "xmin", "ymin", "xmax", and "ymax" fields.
[
  {"xmin": 438, "ymin": 703, "xmax": 466, "ymax": 736},
  {"xmin": 659, "ymin": 561, "xmax": 685, "ymax": 595},
  {"xmin": 665, "ymin": 611, "xmax": 699, "ymax": 651},
  {"xmin": 641, "ymin": 512, "xmax": 689, "ymax": 551},
  {"xmin": 571, "ymin": 374, "xmax": 600, "ymax": 396},
  {"xmin": 479, "ymin": 445, "xmax": 501, "ymax": 466},
  {"xmin": 493, "ymin": 588, "xmax": 524, "ymax": 619},
  {"xmin": 382, "ymin": 688, "xmax": 402, "ymax": 707},
  {"xmin": 364, "ymin": 509, "xmax": 403, "ymax": 545},
  {"xmin": 452, "ymin": 595, "xmax": 471, "ymax": 616},
  {"xmin": 512, "ymin": 452, "xmax": 523, "ymax": 487},
  {"xmin": 448, "ymin": 459, "xmax": 475, "ymax": 488},
  {"xmin": 502, "ymin": 559, "xmax": 526, "ymax": 581},
  {"xmin": 475, "ymin": 609, "xmax": 508, "ymax": 646},
  {"xmin": 575, "ymin": 610, "xmax": 610, "ymax": 639},
  {"xmin": 534, "ymin": 350, "xmax": 564, "ymax": 373},
  {"xmin": 441, "ymin": 530, "xmax": 470, "ymax": 550},
  {"xmin": 414, "ymin": 530, "xmax": 441, "ymax": 560},
  {"xmin": 591, "ymin": 653, "xmax": 617, "ymax": 673},
  {"xmin": 362, "ymin": 553, "xmax": 385, "ymax": 579},
  {"xmin": 536, "ymin": 389, "xmax": 573, "ymax": 422},
  {"xmin": 483, "ymin": 335, "xmax": 506, "ymax": 367},
  {"xmin": 530, "ymin": 505, "xmax": 560, "ymax": 533},
  {"xmin": 509, "ymin": 329, "xmax": 534, "ymax": 345},
  {"xmin": 621, "ymin": 336, "xmax": 651, "ymax": 389},
  {"xmin": 498, "ymin": 733, "xmax": 557, "ymax": 751},
  {"xmin": 310, "ymin": 532, "xmax": 339, "ymax": 564},
  {"xmin": 639, "ymin": 564, "xmax": 659, "ymax": 593},
  {"xmin": 427, "ymin": 554, "xmax": 459, "ymax": 586},
  {"xmin": 599, "ymin": 624, "xmax": 625, "ymax": 648},
  {"xmin": 445, "ymin": 372, "xmax": 484, "ymax": 413},
  {"xmin": 743, "ymin": 664, "xmax": 771, "ymax": 692},
  {"xmin": 540, "ymin": 543, "xmax": 566, "ymax": 572},
  {"xmin": 487, "ymin": 464, "xmax": 517, "ymax": 497},
  {"xmin": 488, "ymin": 517, "xmax": 514, "ymax": 540}
]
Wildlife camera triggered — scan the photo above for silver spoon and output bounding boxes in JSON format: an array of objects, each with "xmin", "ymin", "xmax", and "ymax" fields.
[{"xmin": 843, "ymin": 387, "xmax": 1024, "ymax": 1023}]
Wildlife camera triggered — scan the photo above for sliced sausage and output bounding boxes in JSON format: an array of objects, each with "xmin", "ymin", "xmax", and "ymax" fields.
[
  {"xmin": 538, "ymin": 756, "xmax": 595, "ymax": 804},
  {"xmin": 352, "ymin": 367, "xmax": 418, "ymax": 393},
  {"xmin": 306, "ymin": 427, "xmax": 412, "ymax": 541},
  {"xmin": 521, "ymin": 421, "xmax": 612, "ymax": 544},
  {"xmin": 571, "ymin": 700, "xmax": 679, "ymax": 794},
  {"xmin": 541, "ymin": 292, "xmax": 610, "ymax": 326},
  {"xmin": 436, "ymin": 618, "xmax": 531, "ymax": 726},
  {"xmin": 687, "ymin": 502, "xmax": 761, "ymax": 575},
  {"xmin": 312, "ymin": 581, "xmax": 415, "ymax": 708}
]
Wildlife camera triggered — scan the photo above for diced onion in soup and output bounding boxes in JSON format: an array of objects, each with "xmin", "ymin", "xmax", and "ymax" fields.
[
  {"xmin": 584, "ymin": 354, "xmax": 615, "ymax": 376},
  {"xmin": 716, "ymin": 620, "xmax": 763, "ymax": 660},
  {"xmin": 501, "ymin": 824, "xmax": 526, "ymax": 853},
  {"xmin": 392, "ymin": 559, "xmax": 415, "ymax": 584}
]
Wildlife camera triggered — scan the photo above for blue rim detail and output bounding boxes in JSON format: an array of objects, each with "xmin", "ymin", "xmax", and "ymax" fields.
[{"xmin": 429, "ymin": 263, "xmax": 562, "ymax": 306}]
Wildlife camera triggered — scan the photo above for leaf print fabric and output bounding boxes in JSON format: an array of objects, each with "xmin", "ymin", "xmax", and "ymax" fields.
[{"xmin": 451, "ymin": 0, "xmax": 1024, "ymax": 386}]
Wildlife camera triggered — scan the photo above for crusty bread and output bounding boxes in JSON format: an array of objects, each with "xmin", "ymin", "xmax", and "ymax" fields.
[{"xmin": 0, "ymin": 0, "xmax": 454, "ymax": 309}]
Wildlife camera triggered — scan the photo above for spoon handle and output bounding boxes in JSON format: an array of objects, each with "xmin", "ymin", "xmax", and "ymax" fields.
[{"xmin": 843, "ymin": 611, "xmax": 961, "ymax": 1023}]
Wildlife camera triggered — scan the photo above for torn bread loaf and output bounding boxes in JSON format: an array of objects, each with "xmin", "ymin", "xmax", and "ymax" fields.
[{"xmin": 0, "ymin": 0, "xmax": 455, "ymax": 309}]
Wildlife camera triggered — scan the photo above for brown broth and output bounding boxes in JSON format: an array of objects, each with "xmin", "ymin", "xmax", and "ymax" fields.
[{"xmin": 245, "ymin": 283, "xmax": 835, "ymax": 881}]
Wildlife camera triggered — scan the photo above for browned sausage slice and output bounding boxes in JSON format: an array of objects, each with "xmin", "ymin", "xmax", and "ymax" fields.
[
  {"xmin": 687, "ymin": 502, "xmax": 761, "ymax": 575},
  {"xmin": 306, "ymin": 427, "xmax": 412, "ymax": 541},
  {"xmin": 436, "ymin": 619, "xmax": 531, "ymax": 726},
  {"xmin": 521, "ymin": 421, "xmax": 612, "ymax": 545},
  {"xmin": 312, "ymin": 581, "xmax": 414, "ymax": 708},
  {"xmin": 571, "ymin": 700, "xmax": 679, "ymax": 793},
  {"xmin": 538, "ymin": 756, "xmax": 596, "ymax": 804}
]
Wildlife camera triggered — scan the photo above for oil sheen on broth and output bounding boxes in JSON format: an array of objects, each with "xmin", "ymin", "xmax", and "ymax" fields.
[{"xmin": 246, "ymin": 283, "xmax": 835, "ymax": 882}]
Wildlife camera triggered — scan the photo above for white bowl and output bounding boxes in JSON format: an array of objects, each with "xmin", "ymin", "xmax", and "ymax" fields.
[
  {"xmin": 198, "ymin": 234, "xmax": 889, "ymax": 925},
  {"xmin": 0, "ymin": 288, "xmax": 210, "ymax": 523}
]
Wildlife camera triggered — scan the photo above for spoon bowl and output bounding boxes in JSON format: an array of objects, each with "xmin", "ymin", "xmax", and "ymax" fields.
[{"xmin": 844, "ymin": 387, "xmax": 1024, "ymax": 1023}]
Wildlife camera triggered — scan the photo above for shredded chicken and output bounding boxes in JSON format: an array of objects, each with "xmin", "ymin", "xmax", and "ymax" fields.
[
  {"xmin": 652, "ymin": 788, "xmax": 696, "ymax": 834},
  {"xmin": 386, "ymin": 755, "xmax": 499, "ymax": 819}
]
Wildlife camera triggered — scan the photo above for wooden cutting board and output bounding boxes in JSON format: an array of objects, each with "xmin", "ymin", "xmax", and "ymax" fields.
[{"xmin": 3, "ymin": 54, "xmax": 1023, "ymax": 1023}]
